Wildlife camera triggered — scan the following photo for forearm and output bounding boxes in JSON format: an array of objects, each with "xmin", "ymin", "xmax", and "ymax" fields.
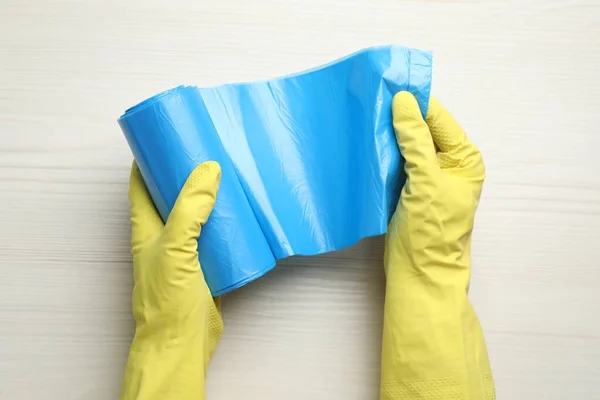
[
  {"xmin": 380, "ymin": 256, "xmax": 494, "ymax": 399},
  {"xmin": 120, "ymin": 335, "xmax": 207, "ymax": 400}
]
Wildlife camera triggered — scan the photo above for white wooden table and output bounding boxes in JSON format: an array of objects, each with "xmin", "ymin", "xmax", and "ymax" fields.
[{"xmin": 1, "ymin": 1, "xmax": 599, "ymax": 398}]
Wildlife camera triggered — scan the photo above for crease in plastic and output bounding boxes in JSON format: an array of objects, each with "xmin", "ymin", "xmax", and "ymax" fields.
[{"xmin": 118, "ymin": 45, "xmax": 433, "ymax": 296}]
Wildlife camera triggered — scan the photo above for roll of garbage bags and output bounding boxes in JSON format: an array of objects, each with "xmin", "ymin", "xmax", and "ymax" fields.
[{"xmin": 118, "ymin": 45, "xmax": 433, "ymax": 296}]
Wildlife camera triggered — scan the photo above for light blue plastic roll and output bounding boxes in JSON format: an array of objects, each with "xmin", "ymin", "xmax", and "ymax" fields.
[{"xmin": 119, "ymin": 45, "xmax": 433, "ymax": 296}]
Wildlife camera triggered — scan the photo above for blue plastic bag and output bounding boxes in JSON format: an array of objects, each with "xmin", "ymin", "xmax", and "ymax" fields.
[{"xmin": 119, "ymin": 45, "xmax": 432, "ymax": 296}]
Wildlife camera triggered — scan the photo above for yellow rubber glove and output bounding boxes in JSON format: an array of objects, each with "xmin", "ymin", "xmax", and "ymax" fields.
[
  {"xmin": 380, "ymin": 92, "xmax": 496, "ymax": 399},
  {"xmin": 120, "ymin": 161, "xmax": 223, "ymax": 400}
]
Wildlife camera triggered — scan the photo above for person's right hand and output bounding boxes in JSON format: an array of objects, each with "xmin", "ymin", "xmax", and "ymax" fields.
[{"xmin": 380, "ymin": 92, "xmax": 496, "ymax": 399}]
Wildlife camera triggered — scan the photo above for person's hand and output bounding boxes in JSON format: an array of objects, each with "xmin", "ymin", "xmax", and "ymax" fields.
[
  {"xmin": 120, "ymin": 161, "xmax": 223, "ymax": 400},
  {"xmin": 380, "ymin": 92, "xmax": 495, "ymax": 399}
]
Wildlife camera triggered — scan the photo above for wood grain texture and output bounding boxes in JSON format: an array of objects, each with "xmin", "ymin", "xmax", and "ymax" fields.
[{"xmin": 1, "ymin": 0, "xmax": 599, "ymax": 398}]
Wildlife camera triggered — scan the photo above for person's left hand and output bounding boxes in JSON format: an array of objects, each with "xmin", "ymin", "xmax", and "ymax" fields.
[{"xmin": 120, "ymin": 161, "xmax": 223, "ymax": 400}]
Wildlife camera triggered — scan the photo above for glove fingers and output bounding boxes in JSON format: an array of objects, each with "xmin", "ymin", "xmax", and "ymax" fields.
[
  {"xmin": 392, "ymin": 92, "xmax": 439, "ymax": 187},
  {"xmin": 128, "ymin": 161, "xmax": 163, "ymax": 250},
  {"xmin": 164, "ymin": 161, "xmax": 221, "ymax": 255},
  {"xmin": 426, "ymin": 97, "xmax": 484, "ymax": 176}
]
